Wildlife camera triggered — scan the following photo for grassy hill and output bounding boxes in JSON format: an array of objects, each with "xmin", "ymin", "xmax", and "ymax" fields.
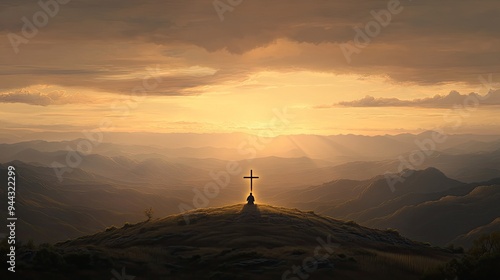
[{"xmin": 4, "ymin": 204, "xmax": 453, "ymax": 280}]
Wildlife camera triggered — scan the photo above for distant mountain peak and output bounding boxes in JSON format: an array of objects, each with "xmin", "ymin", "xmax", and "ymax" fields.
[
  {"xmin": 421, "ymin": 166, "xmax": 447, "ymax": 176},
  {"xmin": 352, "ymin": 167, "xmax": 465, "ymax": 211},
  {"xmin": 391, "ymin": 167, "xmax": 456, "ymax": 185}
]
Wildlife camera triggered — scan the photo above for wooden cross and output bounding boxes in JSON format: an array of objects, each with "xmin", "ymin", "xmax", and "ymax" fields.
[{"xmin": 243, "ymin": 169, "xmax": 259, "ymax": 192}]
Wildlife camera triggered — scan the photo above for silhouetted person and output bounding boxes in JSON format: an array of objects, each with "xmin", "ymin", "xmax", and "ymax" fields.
[{"xmin": 247, "ymin": 193, "xmax": 255, "ymax": 205}]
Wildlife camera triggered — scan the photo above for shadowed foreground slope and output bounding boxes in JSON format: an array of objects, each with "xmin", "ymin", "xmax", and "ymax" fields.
[{"xmin": 6, "ymin": 204, "xmax": 452, "ymax": 280}]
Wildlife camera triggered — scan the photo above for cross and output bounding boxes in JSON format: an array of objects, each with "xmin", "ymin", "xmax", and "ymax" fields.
[{"xmin": 243, "ymin": 169, "xmax": 259, "ymax": 192}]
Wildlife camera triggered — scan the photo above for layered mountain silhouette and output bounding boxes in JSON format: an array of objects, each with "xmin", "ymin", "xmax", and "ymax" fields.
[
  {"xmin": 276, "ymin": 168, "xmax": 500, "ymax": 247},
  {"xmin": 452, "ymin": 218, "xmax": 500, "ymax": 247},
  {"xmin": 2, "ymin": 132, "xmax": 500, "ymax": 178},
  {"xmin": 368, "ymin": 185, "xmax": 500, "ymax": 245},
  {"xmin": 1, "ymin": 133, "xmax": 499, "ymax": 279},
  {"xmin": 1, "ymin": 161, "xmax": 498, "ymax": 248},
  {"xmin": 0, "ymin": 162, "xmax": 187, "ymax": 243}
]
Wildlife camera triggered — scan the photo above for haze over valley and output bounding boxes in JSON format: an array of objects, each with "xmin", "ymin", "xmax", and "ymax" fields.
[
  {"xmin": 1, "ymin": 0, "xmax": 500, "ymax": 278},
  {"xmin": 1, "ymin": 131, "xmax": 499, "ymax": 250}
]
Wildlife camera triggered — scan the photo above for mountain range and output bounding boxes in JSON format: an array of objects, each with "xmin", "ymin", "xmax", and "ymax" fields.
[{"xmin": 1, "ymin": 132, "xmax": 499, "ymax": 249}]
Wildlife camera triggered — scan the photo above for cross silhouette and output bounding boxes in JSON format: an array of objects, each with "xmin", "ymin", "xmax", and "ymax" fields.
[{"xmin": 243, "ymin": 169, "xmax": 259, "ymax": 192}]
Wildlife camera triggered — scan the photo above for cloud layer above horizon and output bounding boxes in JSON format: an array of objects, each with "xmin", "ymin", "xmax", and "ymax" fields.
[
  {"xmin": 0, "ymin": 0, "xmax": 499, "ymax": 135},
  {"xmin": 1, "ymin": 0, "xmax": 499, "ymax": 97},
  {"xmin": 327, "ymin": 90, "xmax": 500, "ymax": 108}
]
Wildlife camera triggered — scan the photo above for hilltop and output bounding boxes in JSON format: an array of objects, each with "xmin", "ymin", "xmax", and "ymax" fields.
[{"xmin": 8, "ymin": 204, "xmax": 453, "ymax": 280}]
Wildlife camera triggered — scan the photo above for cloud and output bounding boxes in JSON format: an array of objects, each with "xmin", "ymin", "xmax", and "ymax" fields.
[
  {"xmin": 331, "ymin": 90, "xmax": 500, "ymax": 108},
  {"xmin": 0, "ymin": 0, "xmax": 499, "ymax": 94},
  {"xmin": 0, "ymin": 90, "xmax": 92, "ymax": 106}
]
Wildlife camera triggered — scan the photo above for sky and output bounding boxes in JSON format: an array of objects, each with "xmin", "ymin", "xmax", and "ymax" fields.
[{"xmin": 1, "ymin": 0, "xmax": 499, "ymax": 136}]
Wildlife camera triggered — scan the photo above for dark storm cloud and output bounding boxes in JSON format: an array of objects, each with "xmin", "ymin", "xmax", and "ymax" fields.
[{"xmin": 0, "ymin": 0, "xmax": 499, "ymax": 97}]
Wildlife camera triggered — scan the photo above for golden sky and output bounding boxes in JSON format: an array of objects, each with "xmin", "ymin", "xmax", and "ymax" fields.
[{"xmin": 1, "ymin": 0, "xmax": 499, "ymax": 136}]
